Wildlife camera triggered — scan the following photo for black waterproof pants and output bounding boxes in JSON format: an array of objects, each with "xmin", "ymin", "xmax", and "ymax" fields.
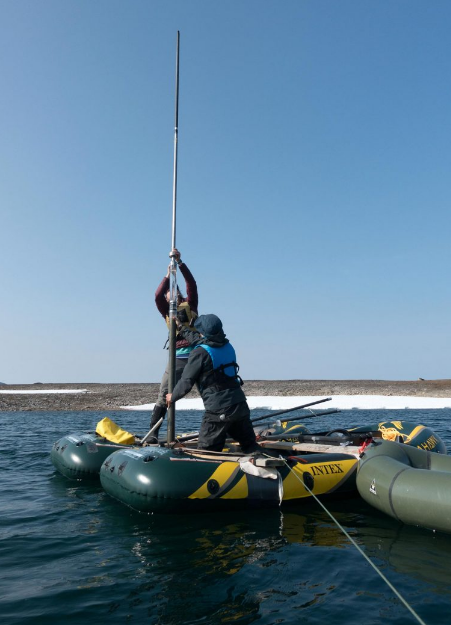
[{"xmin": 197, "ymin": 401, "xmax": 259, "ymax": 453}]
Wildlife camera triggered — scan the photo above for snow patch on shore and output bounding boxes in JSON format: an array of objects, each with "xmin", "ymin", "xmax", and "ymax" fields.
[
  {"xmin": 0, "ymin": 389, "xmax": 88, "ymax": 395},
  {"xmin": 122, "ymin": 395, "xmax": 451, "ymax": 411}
]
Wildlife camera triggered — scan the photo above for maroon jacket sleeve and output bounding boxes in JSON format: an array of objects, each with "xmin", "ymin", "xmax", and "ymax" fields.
[
  {"xmin": 179, "ymin": 262, "xmax": 198, "ymax": 314},
  {"xmin": 155, "ymin": 262, "xmax": 198, "ymax": 319},
  {"xmin": 155, "ymin": 276, "xmax": 169, "ymax": 318}
]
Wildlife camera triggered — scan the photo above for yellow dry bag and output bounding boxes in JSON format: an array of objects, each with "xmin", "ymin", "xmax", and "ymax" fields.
[{"xmin": 96, "ymin": 417, "xmax": 135, "ymax": 445}]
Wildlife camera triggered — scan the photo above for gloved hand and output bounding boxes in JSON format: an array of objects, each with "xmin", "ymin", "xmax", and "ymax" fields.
[{"xmin": 169, "ymin": 248, "xmax": 182, "ymax": 264}]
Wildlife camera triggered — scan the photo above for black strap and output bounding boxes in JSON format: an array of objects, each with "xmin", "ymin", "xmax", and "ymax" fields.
[
  {"xmin": 217, "ymin": 361, "xmax": 244, "ymax": 386},
  {"xmin": 200, "ymin": 361, "xmax": 243, "ymax": 391}
]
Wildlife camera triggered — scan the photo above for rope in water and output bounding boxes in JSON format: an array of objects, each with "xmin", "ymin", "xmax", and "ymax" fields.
[{"xmin": 279, "ymin": 456, "xmax": 427, "ymax": 625}]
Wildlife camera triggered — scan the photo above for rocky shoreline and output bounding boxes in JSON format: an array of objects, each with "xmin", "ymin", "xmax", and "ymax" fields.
[{"xmin": 1, "ymin": 379, "xmax": 451, "ymax": 411}]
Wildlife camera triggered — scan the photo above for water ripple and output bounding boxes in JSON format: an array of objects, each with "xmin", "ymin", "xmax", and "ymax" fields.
[{"xmin": 1, "ymin": 409, "xmax": 451, "ymax": 624}]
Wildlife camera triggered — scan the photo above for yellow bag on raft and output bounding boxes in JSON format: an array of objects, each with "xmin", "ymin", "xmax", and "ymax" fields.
[{"xmin": 96, "ymin": 417, "xmax": 135, "ymax": 445}]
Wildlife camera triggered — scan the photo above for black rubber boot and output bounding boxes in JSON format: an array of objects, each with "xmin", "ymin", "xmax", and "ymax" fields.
[{"xmin": 148, "ymin": 404, "xmax": 167, "ymax": 443}]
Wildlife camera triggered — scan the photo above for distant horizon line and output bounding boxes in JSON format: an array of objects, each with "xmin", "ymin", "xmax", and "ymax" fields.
[{"xmin": 1, "ymin": 378, "xmax": 450, "ymax": 385}]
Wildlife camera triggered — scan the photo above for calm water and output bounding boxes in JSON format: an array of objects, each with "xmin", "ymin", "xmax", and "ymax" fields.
[{"xmin": 2, "ymin": 408, "xmax": 451, "ymax": 625}]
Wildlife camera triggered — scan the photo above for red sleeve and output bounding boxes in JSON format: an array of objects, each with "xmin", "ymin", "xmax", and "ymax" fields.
[
  {"xmin": 155, "ymin": 276, "xmax": 169, "ymax": 318},
  {"xmin": 179, "ymin": 263, "xmax": 198, "ymax": 314}
]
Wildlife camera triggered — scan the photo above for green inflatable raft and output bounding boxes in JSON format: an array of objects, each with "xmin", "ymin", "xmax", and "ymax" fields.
[
  {"xmin": 99, "ymin": 445, "xmax": 359, "ymax": 513},
  {"xmin": 51, "ymin": 420, "xmax": 445, "ymax": 485},
  {"xmin": 51, "ymin": 432, "xmax": 127, "ymax": 480},
  {"xmin": 98, "ymin": 421, "xmax": 446, "ymax": 514},
  {"xmin": 357, "ymin": 439, "xmax": 451, "ymax": 534}
]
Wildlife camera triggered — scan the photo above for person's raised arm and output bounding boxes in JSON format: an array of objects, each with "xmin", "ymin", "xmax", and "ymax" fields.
[
  {"xmin": 155, "ymin": 265, "xmax": 170, "ymax": 318},
  {"xmin": 179, "ymin": 260, "xmax": 198, "ymax": 313}
]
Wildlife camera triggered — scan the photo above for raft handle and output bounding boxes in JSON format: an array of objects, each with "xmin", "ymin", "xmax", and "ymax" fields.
[{"xmin": 325, "ymin": 428, "xmax": 350, "ymax": 437}]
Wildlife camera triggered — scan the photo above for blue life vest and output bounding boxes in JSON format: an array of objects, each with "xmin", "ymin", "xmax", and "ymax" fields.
[
  {"xmin": 195, "ymin": 343, "xmax": 243, "ymax": 392},
  {"xmin": 197, "ymin": 343, "xmax": 237, "ymax": 376}
]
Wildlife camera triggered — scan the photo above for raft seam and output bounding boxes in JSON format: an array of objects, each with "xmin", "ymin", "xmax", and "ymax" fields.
[
  {"xmin": 327, "ymin": 462, "xmax": 358, "ymax": 494},
  {"xmin": 359, "ymin": 453, "xmax": 396, "ymax": 471},
  {"xmin": 388, "ymin": 467, "xmax": 410, "ymax": 520}
]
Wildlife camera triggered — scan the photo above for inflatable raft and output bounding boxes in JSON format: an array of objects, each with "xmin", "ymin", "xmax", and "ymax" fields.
[
  {"xmin": 357, "ymin": 439, "xmax": 451, "ymax": 534},
  {"xmin": 51, "ymin": 417, "xmax": 136, "ymax": 479},
  {"xmin": 259, "ymin": 420, "xmax": 446, "ymax": 453},
  {"xmin": 51, "ymin": 419, "xmax": 445, "ymax": 482},
  {"xmin": 99, "ymin": 445, "xmax": 359, "ymax": 513},
  {"xmin": 51, "ymin": 432, "xmax": 128, "ymax": 480},
  {"xmin": 98, "ymin": 421, "xmax": 446, "ymax": 514}
]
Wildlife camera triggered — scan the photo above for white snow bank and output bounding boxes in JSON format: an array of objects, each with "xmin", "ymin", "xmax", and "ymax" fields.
[
  {"xmin": 0, "ymin": 389, "xmax": 88, "ymax": 395},
  {"xmin": 122, "ymin": 395, "xmax": 451, "ymax": 411}
]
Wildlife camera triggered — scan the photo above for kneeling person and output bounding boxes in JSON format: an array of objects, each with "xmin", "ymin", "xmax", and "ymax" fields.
[{"xmin": 166, "ymin": 314, "xmax": 259, "ymax": 454}]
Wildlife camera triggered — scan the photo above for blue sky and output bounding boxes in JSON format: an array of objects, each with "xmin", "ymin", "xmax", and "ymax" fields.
[{"xmin": 1, "ymin": 1, "xmax": 450, "ymax": 383}]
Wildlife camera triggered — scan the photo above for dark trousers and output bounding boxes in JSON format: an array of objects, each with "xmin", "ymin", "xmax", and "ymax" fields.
[
  {"xmin": 197, "ymin": 402, "xmax": 259, "ymax": 453},
  {"xmin": 155, "ymin": 358, "xmax": 189, "ymax": 407},
  {"xmin": 150, "ymin": 357, "xmax": 190, "ymax": 440}
]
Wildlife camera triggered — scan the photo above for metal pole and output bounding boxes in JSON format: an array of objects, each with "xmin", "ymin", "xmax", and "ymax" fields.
[{"xmin": 167, "ymin": 31, "xmax": 180, "ymax": 444}]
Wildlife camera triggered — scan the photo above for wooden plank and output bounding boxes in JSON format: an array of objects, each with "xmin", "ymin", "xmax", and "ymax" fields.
[{"xmin": 259, "ymin": 440, "xmax": 361, "ymax": 458}]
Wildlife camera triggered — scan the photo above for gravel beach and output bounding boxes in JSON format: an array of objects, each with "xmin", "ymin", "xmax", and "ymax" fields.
[{"xmin": 1, "ymin": 379, "xmax": 451, "ymax": 411}]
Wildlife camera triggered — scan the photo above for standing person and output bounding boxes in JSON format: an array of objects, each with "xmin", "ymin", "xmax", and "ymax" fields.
[
  {"xmin": 166, "ymin": 314, "xmax": 260, "ymax": 453},
  {"xmin": 149, "ymin": 248, "xmax": 198, "ymax": 442}
]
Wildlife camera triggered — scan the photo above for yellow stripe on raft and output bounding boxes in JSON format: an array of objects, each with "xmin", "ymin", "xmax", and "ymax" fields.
[
  {"xmin": 284, "ymin": 425, "xmax": 304, "ymax": 434},
  {"xmin": 403, "ymin": 425, "xmax": 425, "ymax": 444},
  {"xmin": 220, "ymin": 475, "xmax": 249, "ymax": 500},
  {"xmin": 378, "ymin": 424, "xmax": 426, "ymax": 444},
  {"xmin": 188, "ymin": 462, "xmax": 240, "ymax": 499},
  {"xmin": 282, "ymin": 458, "xmax": 357, "ymax": 501}
]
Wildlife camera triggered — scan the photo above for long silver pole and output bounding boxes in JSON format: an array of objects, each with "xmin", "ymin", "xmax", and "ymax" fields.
[{"xmin": 167, "ymin": 31, "xmax": 180, "ymax": 444}]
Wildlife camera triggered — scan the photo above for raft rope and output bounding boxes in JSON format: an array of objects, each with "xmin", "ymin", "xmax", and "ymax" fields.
[
  {"xmin": 178, "ymin": 446, "xmax": 249, "ymax": 457},
  {"xmin": 278, "ymin": 456, "xmax": 428, "ymax": 625}
]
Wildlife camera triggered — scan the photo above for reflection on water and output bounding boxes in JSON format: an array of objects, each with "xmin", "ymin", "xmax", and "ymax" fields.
[
  {"xmin": 2, "ymin": 409, "xmax": 451, "ymax": 625},
  {"xmin": 356, "ymin": 515, "xmax": 451, "ymax": 592},
  {"xmin": 285, "ymin": 498, "xmax": 451, "ymax": 594},
  {"xmin": 107, "ymin": 510, "xmax": 339, "ymax": 624}
]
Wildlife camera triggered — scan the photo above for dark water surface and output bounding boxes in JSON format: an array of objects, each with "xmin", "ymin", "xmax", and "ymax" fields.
[{"xmin": 2, "ymin": 408, "xmax": 451, "ymax": 625}]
